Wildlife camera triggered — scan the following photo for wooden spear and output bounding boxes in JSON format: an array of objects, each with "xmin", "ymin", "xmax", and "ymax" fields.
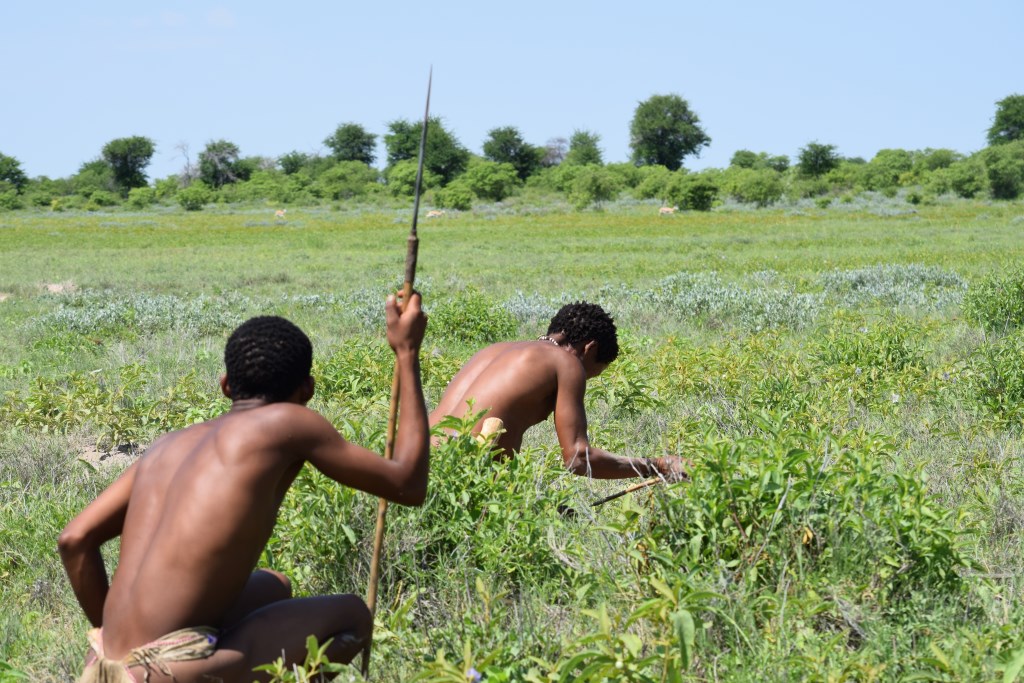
[
  {"xmin": 591, "ymin": 476, "xmax": 662, "ymax": 507},
  {"xmin": 362, "ymin": 68, "xmax": 431, "ymax": 678}
]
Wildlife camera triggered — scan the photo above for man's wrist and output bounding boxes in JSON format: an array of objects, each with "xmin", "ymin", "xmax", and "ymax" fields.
[{"xmin": 395, "ymin": 347, "xmax": 421, "ymax": 361}]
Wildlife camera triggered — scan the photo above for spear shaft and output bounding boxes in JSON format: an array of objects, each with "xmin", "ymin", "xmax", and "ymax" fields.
[
  {"xmin": 362, "ymin": 68, "xmax": 431, "ymax": 678},
  {"xmin": 591, "ymin": 477, "xmax": 662, "ymax": 507}
]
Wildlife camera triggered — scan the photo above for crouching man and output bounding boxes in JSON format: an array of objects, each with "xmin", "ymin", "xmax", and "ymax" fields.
[{"xmin": 58, "ymin": 293, "xmax": 429, "ymax": 682}]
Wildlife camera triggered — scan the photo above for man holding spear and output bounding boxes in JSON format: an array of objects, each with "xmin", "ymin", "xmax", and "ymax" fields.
[{"xmin": 58, "ymin": 301, "xmax": 430, "ymax": 682}]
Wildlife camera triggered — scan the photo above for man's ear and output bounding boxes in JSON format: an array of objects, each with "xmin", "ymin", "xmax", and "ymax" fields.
[
  {"xmin": 299, "ymin": 376, "xmax": 315, "ymax": 403},
  {"xmin": 219, "ymin": 374, "xmax": 232, "ymax": 399},
  {"xmin": 582, "ymin": 340, "xmax": 599, "ymax": 361}
]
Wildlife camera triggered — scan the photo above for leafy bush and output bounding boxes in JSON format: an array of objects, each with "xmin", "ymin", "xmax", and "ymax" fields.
[
  {"xmin": 861, "ymin": 148, "xmax": 914, "ymax": 191},
  {"xmin": 631, "ymin": 165, "xmax": 673, "ymax": 200},
  {"xmin": 963, "ymin": 268, "xmax": 1024, "ymax": 331},
  {"xmin": 434, "ymin": 181, "xmax": 473, "ymax": 211},
  {"xmin": 154, "ymin": 176, "xmax": 181, "ymax": 200},
  {"xmin": 126, "ymin": 186, "xmax": 156, "ymax": 209},
  {"xmin": 968, "ymin": 329, "xmax": 1024, "ymax": 420},
  {"xmin": 0, "ymin": 190, "xmax": 24, "ymax": 211},
  {"xmin": 428, "ymin": 288, "xmax": 517, "ymax": 346},
  {"xmin": 724, "ymin": 168, "xmax": 784, "ymax": 208},
  {"xmin": 982, "ymin": 140, "xmax": 1024, "ymax": 200},
  {"xmin": 462, "ymin": 161, "xmax": 520, "ymax": 202},
  {"xmin": 813, "ymin": 314, "xmax": 923, "ymax": 374},
  {"xmin": 664, "ymin": 172, "xmax": 718, "ymax": 211},
  {"xmin": 567, "ymin": 167, "xmax": 622, "ymax": 210},
  {"xmin": 0, "ymin": 366, "xmax": 226, "ymax": 450},
  {"xmin": 87, "ymin": 190, "xmax": 119, "ymax": 207},
  {"xmin": 646, "ymin": 425, "xmax": 973, "ymax": 599},
  {"xmin": 946, "ymin": 158, "xmax": 988, "ymax": 198},
  {"xmin": 177, "ymin": 182, "xmax": 214, "ymax": 211},
  {"xmin": 526, "ymin": 164, "xmax": 583, "ymax": 193},
  {"xmin": 310, "ymin": 161, "xmax": 379, "ymax": 201},
  {"xmin": 385, "ymin": 159, "xmax": 441, "ymax": 197}
]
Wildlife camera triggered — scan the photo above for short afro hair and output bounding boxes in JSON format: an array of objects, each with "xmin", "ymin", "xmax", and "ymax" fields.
[
  {"xmin": 546, "ymin": 301, "xmax": 619, "ymax": 364},
  {"xmin": 224, "ymin": 316, "xmax": 313, "ymax": 402}
]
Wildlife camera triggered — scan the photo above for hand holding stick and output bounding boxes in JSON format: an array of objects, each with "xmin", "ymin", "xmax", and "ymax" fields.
[
  {"xmin": 591, "ymin": 455, "xmax": 691, "ymax": 507},
  {"xmin": 363, "ymin": 68, "xmax": 431, "ymax": 679}
]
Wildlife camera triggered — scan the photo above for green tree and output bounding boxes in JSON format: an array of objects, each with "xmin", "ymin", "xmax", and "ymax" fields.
[
  {"xmin": 915, "ymin": 148, "xmax": 961, "ymax": 172},
  {"xmin": 730, "ymin": 150, "xmax": 789, "ymax": 172},
  {"xmin": 198, "ymin": 139, "xmax": 242, "ymax": 188},
  {"xmin": 987, "ymin": 94, "xmax": 1024, "ymax": 146},
  {"xmin": 563, "ymin": 130, "xmax": 603, "ymax": 166},
  {"xmin": 482, "ymin": 126, "xmax": 542, "ymax": 180},
  {"xmin": 942, "ymin": 158, "xmax": 987, "ymax": 198},
  {"xmin": 730, "ymin": 150, "xmax": 759, "ymax": 169},
  {"xmin": 798, "ymin": 142, "xmax": 841, "ymax": 177},
  {"xmin": 0, "ymin": 152, "xmax": 28, "ymax": 192},
  {"xmin": 384, "ymin": 117, "xmax": 469, "ymax": 185},
  {"xmin": 862, "ymin": 149, "xmax": 914, "ymax": 191},
  {"xmin": 101, "ymin": 136, "xmax": 155, "ymax": 196},
  {"xmin": 982, "ymin": 140, "xmax": 1024, "ymax": 199},
  {"xmin": 323, "ymin": 123, "xmax": 377, "ymax": 165},
  {"xmin": 629, "ymin": 93, "xmax": 710, "ymax": 171},
  {"xmin": 71, "ymin": 159, "xmax": 116, "ymax": 197},
  {"xmin": 278, "ymin": 151, "xmax": 312, "ymax": 175}
]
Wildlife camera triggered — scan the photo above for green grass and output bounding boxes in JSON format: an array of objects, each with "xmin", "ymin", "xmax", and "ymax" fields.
[{"xmin": 2, "ymin": 198, "xmax": 1024, "ymax": 681}]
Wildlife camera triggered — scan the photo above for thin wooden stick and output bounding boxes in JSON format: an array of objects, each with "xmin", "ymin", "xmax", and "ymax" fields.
[
  {"xmin": 362, "ymin": 68, "xmax": 431, "ymax": 679},
  {"xmin": 591, "ymin": 477, "xmax": 662, "ymax": 507}
]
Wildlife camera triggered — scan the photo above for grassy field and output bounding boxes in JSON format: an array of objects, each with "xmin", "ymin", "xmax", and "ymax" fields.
[{"xmin": 2, "ymin": 196, "xmax": 1024, "ymax": 681}]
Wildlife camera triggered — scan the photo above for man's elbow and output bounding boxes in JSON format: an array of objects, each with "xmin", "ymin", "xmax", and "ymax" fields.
[
  {"xmin": 562, "ymin": 448, "xmax": 593, "ymax": 477},
  {"xmin": 392, "ymin": 460, "xmax": 429, "ymax": 507},
  {"xmin": 57, "ymin": 525, "xmax": 89, "ymax": 561},
  {"xmin": 391, "ymin": 479, "xmax": 427, "ymax": 507}
]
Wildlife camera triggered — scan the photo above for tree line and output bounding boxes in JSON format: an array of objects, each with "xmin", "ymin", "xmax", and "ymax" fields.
[{"xmin": 1, "ymin": 93, "xmax": 1023, "ymax": 212}]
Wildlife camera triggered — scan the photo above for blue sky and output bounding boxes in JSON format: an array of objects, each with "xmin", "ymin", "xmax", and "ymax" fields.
[{"xmin": 2, "ymin": 1, "xmax": 1021, "ymax": 181}]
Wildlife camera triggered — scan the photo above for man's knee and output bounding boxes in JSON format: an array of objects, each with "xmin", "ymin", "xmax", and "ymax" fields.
[
  {"xmin": 338, "ymin": 594, "xmax": 372, "ymax": 643},
  {"xmin": 264, "ymin": 569, "xmax": 292, "ymax": 596}
]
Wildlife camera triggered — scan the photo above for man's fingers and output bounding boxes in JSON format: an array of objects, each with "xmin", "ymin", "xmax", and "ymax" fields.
[{"xmin": 385, "ymin": 294, "xmax": 400, "ymax": 324}]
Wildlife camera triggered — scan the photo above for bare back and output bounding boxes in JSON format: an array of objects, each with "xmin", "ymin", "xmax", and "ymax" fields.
[
  {"xmin": 430, "ymin": 341, "xmax": 580, "ymax": 453},
  {"xmin": 100, "ymin": 403, "xmax": 308, "ymax": 657}
]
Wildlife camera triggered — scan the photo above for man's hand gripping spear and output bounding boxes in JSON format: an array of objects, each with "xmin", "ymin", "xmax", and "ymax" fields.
[{"xmin": 362, "ymin": 68, "xmax": 431, "ymax": 678}]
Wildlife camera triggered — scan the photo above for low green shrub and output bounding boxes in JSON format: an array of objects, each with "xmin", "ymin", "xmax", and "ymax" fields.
[
  {"xmin": 427, "ymin": 288, "xmax": 517, "ymax": 346},
  {"xmin": 967, "ymin": 329, "xmax": 1024, "ymax": 421},
  {"xmin": 963, "ymin": 268, "xmax": 1024, "ymax": 331},
  {"xmin": 177, "ymin": 182, "xmax": 214, "ymax": 211}
]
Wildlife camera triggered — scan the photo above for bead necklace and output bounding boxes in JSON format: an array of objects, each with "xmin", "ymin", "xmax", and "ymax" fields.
[{"xmin": 537, "ymin": 335, "xmax": 560, "ymax": 346}]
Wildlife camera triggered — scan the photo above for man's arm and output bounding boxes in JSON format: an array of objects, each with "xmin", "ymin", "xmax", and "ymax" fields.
[
  {"xmin": 552, "ymin": 359, "xmax": 684, "ymax": 480},
  {"xmin": 57, "ymin": 461, "xmax": 137, "ymax": 626},
  {"xmin": 305, "ymin": 292, "xmax": 430, "ymax": 504}
]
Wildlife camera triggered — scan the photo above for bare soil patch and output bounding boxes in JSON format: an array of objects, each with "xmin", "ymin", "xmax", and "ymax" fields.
[
  {"xmin": 44, "ymin": 281, "xmax": 77, "ymax": 294},
  {"xmin": 80, "ymin": 443, "xmax": 143, "ymax": 469}
]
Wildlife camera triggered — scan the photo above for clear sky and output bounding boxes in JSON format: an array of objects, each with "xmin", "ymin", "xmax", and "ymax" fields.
[{"xmin": 2, "ymin": 1, "xmax": 1021, "ymax": 181}]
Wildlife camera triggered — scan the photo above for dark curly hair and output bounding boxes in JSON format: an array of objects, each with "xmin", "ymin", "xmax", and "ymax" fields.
[
  {"xmin": 224, "ymin": 316, "xmax": 313, "ymax": 402},
  {"xmin": 546, "ymin": 301, "xmax": 619, "ymax": 364}
]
